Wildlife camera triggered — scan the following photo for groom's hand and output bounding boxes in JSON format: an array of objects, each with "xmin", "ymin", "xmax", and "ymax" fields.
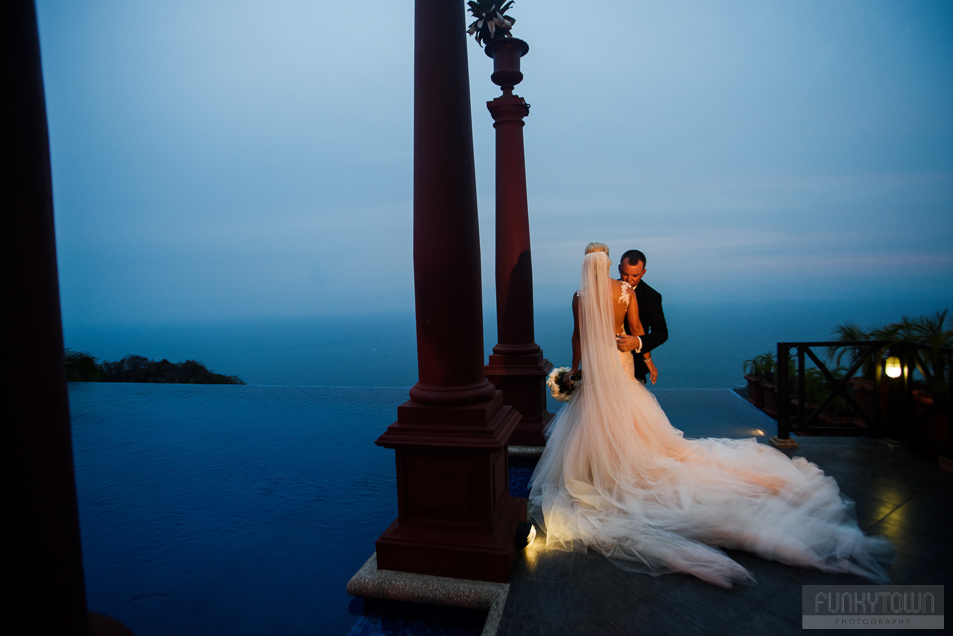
[
  {"xmin": 646, "ymin": 360, "xmax": 659, "ymax": 385},
  {"xmin": 616, "ymin": 335, "xmax": 641, "ymax": 352}
]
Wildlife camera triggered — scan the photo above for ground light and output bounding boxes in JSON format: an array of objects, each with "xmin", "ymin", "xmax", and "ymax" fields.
[{"xmin": 515, "ymin": 521, "xmax": 537, "ymax": 549}]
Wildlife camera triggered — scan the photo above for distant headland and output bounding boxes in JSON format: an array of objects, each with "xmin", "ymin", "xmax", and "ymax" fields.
[{"xmin": 65, "ymin": 350, "xmax": 245, "ymax": 385}]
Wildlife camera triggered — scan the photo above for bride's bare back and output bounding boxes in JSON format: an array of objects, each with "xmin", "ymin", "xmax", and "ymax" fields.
[
  {"xmin": 569, "ymin": 277, "xmax": 644, "ymax": 372},
  {"xmin": 610, "ymin": 278, "xmax": 642, "ymax": 336}
]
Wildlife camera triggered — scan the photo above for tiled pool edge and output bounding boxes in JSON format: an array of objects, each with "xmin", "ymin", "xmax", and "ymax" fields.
[
  {"xmin": 507, "ymin": 445, "xmax": 544, "ymax": 459},
  {"xmin": 347, "ymin": 553, "xmax": 509, "ymax": 636}
]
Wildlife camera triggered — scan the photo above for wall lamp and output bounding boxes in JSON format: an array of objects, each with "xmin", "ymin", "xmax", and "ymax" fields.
[{"xmin": 884, "ymin": 356, "xmax": 903, "ymax": 379}]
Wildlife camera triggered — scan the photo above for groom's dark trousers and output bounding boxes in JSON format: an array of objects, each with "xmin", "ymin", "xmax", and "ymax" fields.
[{"xmin": 625, "ymin": 281, "xmax": 668, "ymax": 384}]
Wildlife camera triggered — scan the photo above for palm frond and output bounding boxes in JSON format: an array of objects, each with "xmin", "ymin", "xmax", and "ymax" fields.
[
  {"xmin": 828, "ymin": 322, "xmax": 870, "ymax": 367},
  {"xmin": 64, "ymin": 347, "xmax": 102, "ymax": 382},
  {"xmin": 466, "ymin": 0, "xmax": 516, "ymax": 46}
]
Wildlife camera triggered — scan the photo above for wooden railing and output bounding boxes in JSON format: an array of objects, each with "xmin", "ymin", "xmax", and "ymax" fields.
[{"xmin": 773, "ymin": 341, "xmax": 952, "ymax": 457}]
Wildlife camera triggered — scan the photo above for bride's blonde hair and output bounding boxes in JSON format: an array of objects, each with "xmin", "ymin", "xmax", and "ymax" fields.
[{"xmin": 585, "ymin": 242, "xmax": 609, "ymax": 256}]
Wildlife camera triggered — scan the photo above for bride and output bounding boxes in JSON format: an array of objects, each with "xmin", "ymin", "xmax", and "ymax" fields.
[{"xmin": 527, "ymin": 242, "xmax": 891, "ymax": 587}]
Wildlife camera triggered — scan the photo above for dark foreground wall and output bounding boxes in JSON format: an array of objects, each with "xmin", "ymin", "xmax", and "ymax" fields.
[{"xmin": 7, "ymin": 1, "xmax": 91, "ymax": 633}]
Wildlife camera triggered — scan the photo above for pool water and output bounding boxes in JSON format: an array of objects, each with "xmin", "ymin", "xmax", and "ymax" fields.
[{"xmin": 70, "ymin": 382, "xmax": 404, "ymax": 635}]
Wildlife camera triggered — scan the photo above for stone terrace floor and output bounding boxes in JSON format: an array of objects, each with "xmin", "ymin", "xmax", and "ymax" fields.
[{"xmin": 351, "ymin": 389, "xmax": 953, "ymax": 636}]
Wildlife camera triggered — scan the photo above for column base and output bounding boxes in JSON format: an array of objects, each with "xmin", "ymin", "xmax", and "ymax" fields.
[
  {"xmin": 485, "ymin": 351, "xmax": 554, "ymax": 447},
  {"xmin": 376, "ymin": 392, "xmax": 525, "ymax": 582},
  {"xmin": 376, "ymin": 495, "xmax": 525, "ymax": 583},
  {"xmin": 769, "ymin": 436, "xmax": 800, "ymax": 450}
]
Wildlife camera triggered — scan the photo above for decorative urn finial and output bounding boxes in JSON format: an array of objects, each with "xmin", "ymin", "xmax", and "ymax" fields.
[
  {"xmin": 485, "ymin": 37, "xmax": 529, "ymax": 91},
  {"xmin": 465, "ymin": 1, "xmax": 527, "ymax": 92}
]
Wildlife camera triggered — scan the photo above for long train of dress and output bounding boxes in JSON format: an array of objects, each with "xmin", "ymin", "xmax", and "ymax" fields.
[{"xmin": 528, "ymin": 253, "xmax": 891, "ymax": 588}]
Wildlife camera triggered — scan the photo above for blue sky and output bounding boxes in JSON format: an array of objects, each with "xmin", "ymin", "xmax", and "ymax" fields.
[{"xmin": 36, "ymin": 0, "xmax": 953, "ymax": 326}]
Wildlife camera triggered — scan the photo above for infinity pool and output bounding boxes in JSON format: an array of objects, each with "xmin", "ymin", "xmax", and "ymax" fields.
[{"xmin": 70, "ymin": 382, "xmax": 405, "ymax": 635}]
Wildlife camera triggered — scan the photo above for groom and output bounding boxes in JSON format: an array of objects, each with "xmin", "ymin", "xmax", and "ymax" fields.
[{"xmin": 616, "ymin": 250, "xmax": 668, "ymax": 384}]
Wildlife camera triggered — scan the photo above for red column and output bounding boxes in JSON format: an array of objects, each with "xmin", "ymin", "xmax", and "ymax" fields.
[
  {"xmin": 483, "ymin": 38, "xmax": 554, "ymax": 446},
  {"xmin": 374, "ymin": 0, "xmax": 525, "ymax": 583},
  {"xmin": 8, "ymin": 2, "xmax": 129, "ymax": 633}
]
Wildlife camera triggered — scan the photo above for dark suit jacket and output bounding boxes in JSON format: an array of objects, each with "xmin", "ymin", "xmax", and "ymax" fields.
[{"xmin": 624, "ymin": 281, "xmax": 668, "ymax": 381}]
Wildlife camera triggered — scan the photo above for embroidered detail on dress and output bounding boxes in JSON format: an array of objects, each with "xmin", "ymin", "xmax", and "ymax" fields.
[{"xmin": 619, "ymin": 282, "xmax": 632, "ymax": 306}]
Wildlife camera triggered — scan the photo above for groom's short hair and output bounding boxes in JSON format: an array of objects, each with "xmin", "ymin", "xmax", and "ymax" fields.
[{"xmin": 621, "ymin": 250, "xmax": 647, "ymax": 267}]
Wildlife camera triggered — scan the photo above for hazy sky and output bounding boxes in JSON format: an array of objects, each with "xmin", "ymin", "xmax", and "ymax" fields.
[{"xmin": 36, "ymin": 0, "xmax": 953, "ymax": 326}]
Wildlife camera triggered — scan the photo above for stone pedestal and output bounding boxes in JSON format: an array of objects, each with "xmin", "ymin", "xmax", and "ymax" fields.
[{"xmin": 376, "ymin": 394, "xmax": 524, "ymax": 582}]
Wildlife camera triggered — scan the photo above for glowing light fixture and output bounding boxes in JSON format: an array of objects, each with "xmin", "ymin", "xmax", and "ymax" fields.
[
  {"xmin": 885, "ymin": 356, "xmax": 902, "ymax": 379},
  {"xmin": 515, "ymin": 521, "xmax": 536, "ymax": 548}
]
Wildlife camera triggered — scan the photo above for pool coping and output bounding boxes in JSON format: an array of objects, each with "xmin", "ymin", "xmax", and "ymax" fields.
[{"xmin": 346, "ymin": 553, "xmax": 509, "ymax": 636}]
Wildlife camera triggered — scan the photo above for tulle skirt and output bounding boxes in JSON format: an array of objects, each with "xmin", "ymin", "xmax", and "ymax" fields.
[{"xmin": 528, "ymin": 353, "xmax": 892, "ymax": 588}]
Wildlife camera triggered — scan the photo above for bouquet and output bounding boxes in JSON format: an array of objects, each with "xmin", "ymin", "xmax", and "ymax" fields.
[{"xmin": 547, "ymin": 366, "xmax": 581, "ymax": 402}]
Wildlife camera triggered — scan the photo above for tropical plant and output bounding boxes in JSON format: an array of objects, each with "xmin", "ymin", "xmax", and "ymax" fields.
[
  {"xmin": 895, "ymin": 310, "xmax": 953, "ymax": 398},
  {"xmin": 466, "ymin": 1, "xmax": 516, "ymax": 47},
  {"xmin": 743, "ymin": 352, "xmax": 776, "ymax": 382},
  {"xmin": 829, "ymin": 310, "xmax": 952, "ymax": 394},
  {"xmin": 742, "ymin": 355, "xmax": 761, "ymax": 378},
  {"xmin": 828, "ymin": 322, "xmax": 879, "ymax": 376},
  {"xmin": 64, "ymin": 348, "xmax": 101, "ymax": 381}
]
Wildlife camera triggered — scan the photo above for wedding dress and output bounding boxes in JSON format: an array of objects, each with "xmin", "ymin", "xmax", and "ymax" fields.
[{"xmin": 527, "ymin": 251, "xmax": 891, "ymax": 587}]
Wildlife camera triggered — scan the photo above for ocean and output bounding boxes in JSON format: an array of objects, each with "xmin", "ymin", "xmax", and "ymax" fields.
[{"xmin": 64, "ymin": 296, "xmax": 951, "ymax": 390}]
